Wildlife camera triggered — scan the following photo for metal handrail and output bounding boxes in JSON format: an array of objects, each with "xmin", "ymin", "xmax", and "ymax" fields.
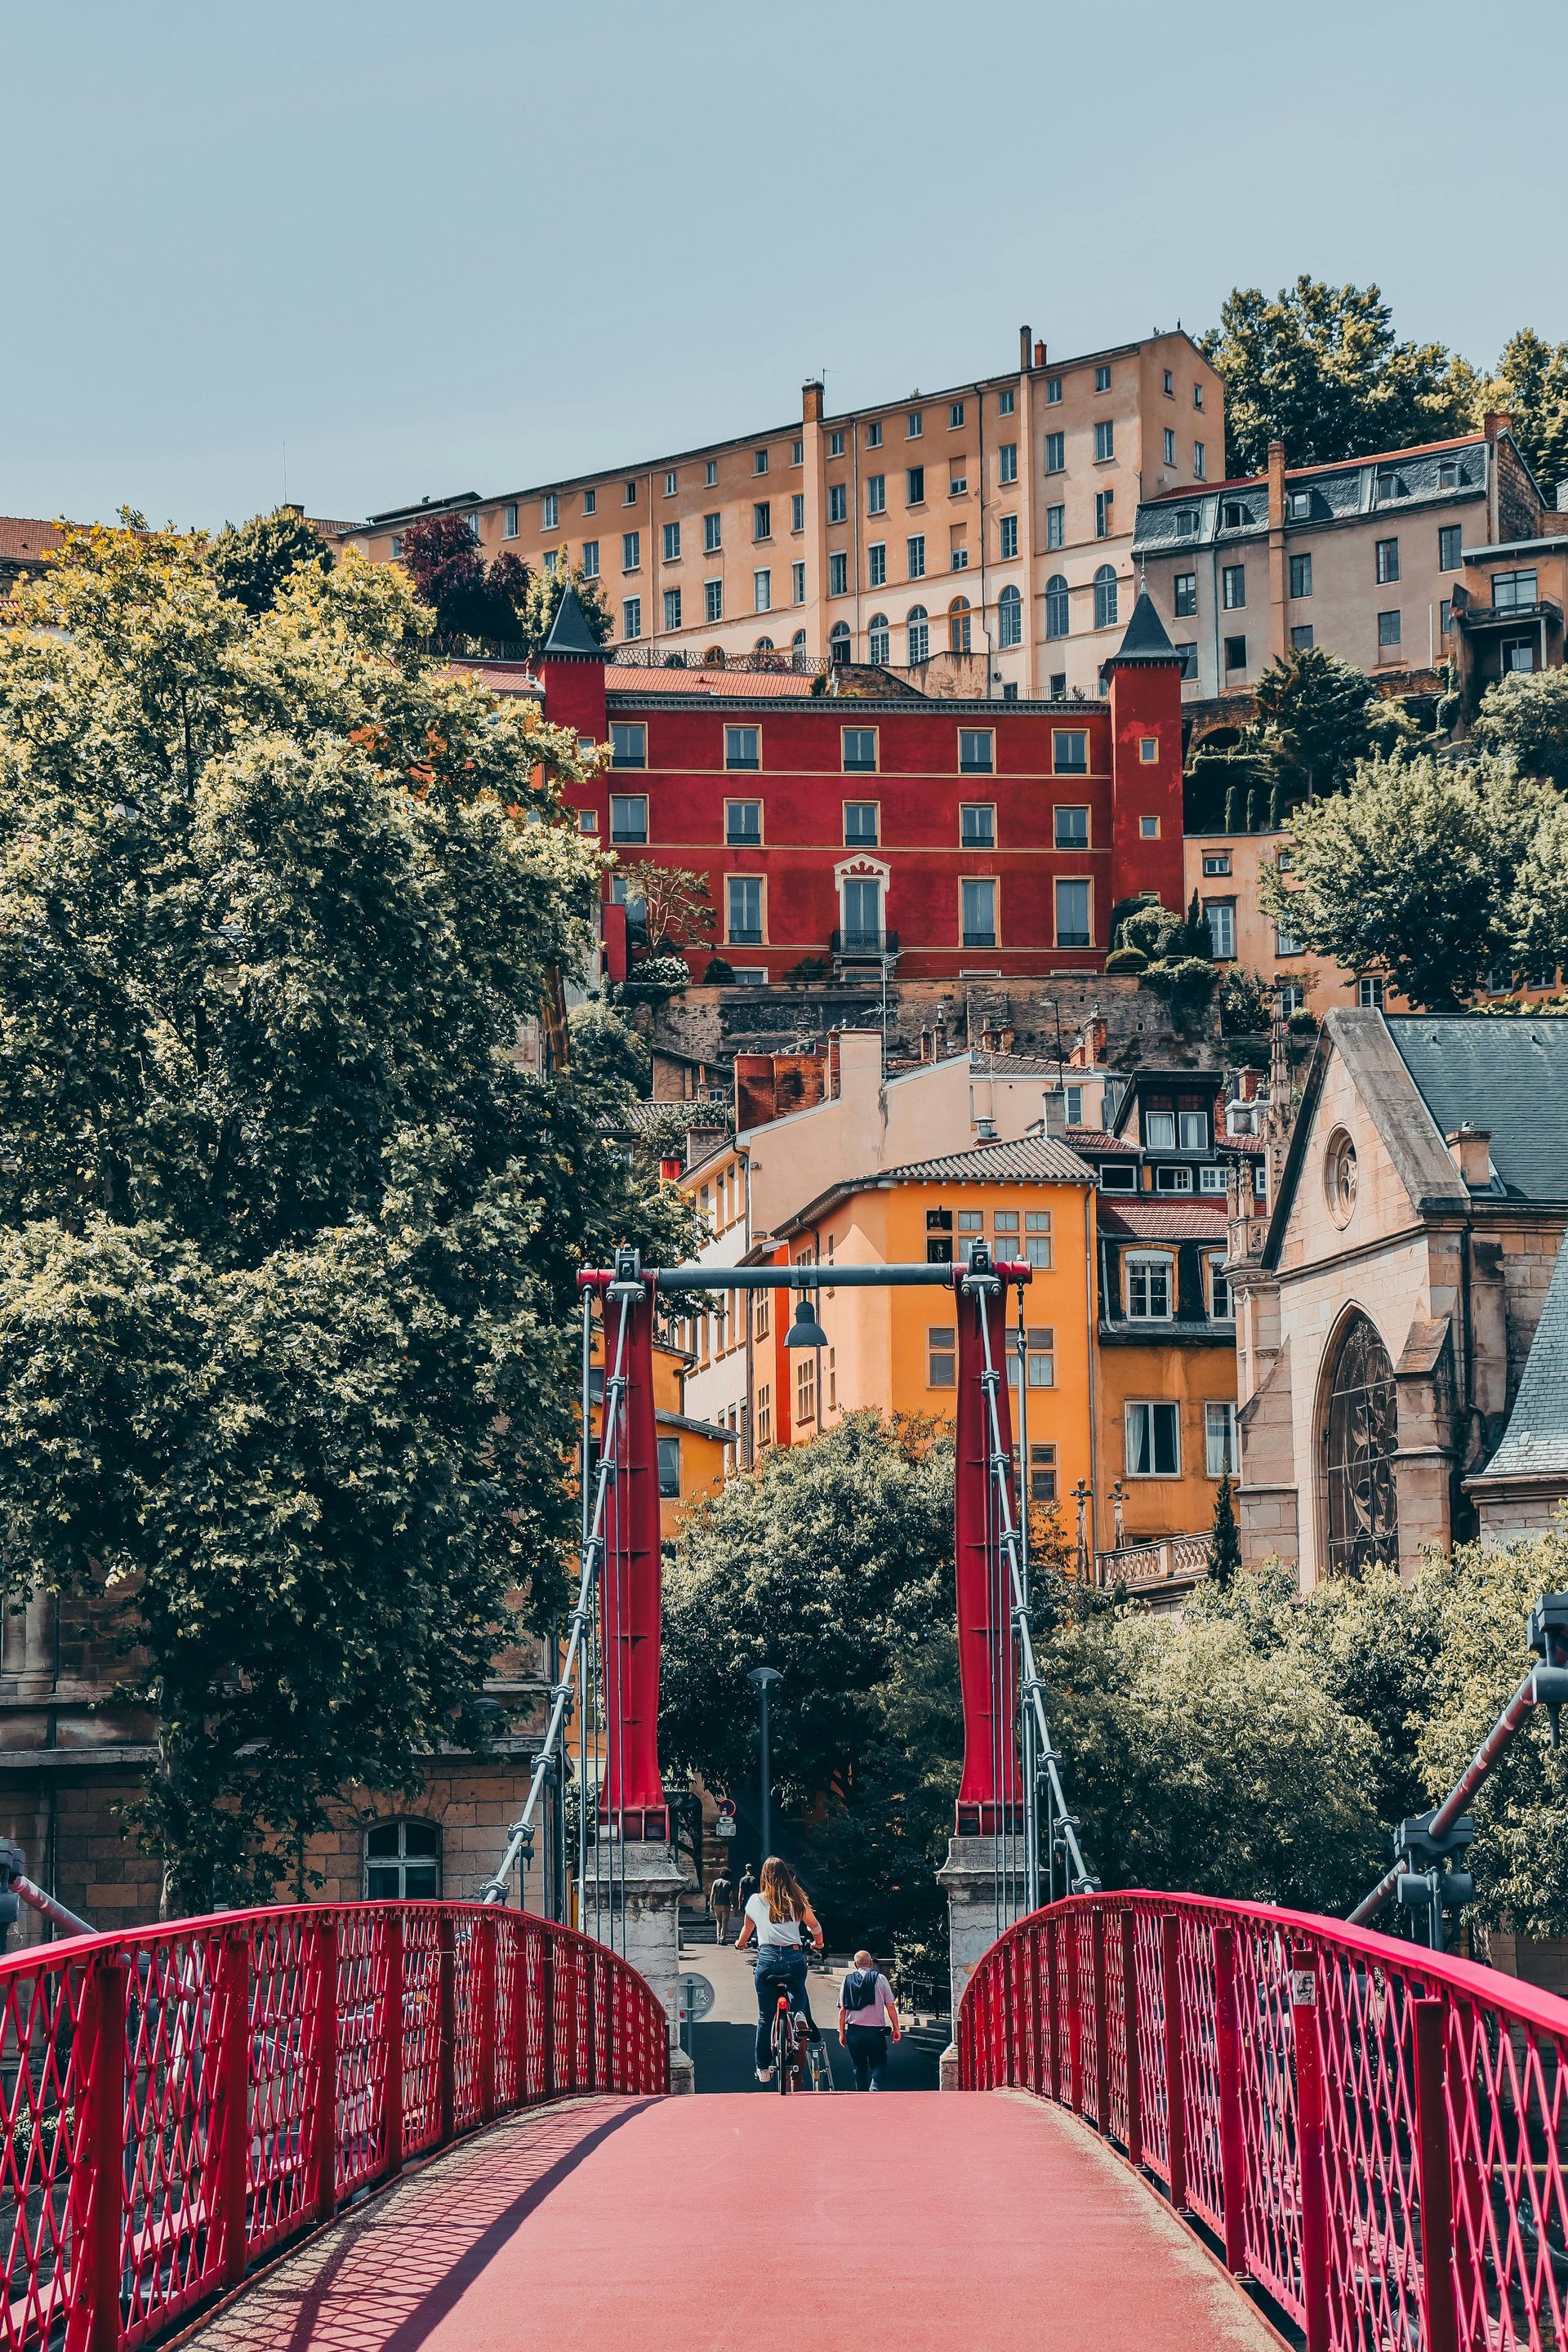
[{"xmin": 0, "ymin": 1897, "xmax": 666, "ymax": 2352}]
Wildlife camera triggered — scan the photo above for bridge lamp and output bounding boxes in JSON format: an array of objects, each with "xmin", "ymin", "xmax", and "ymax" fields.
[{"xmin": 783, "ymin": 1295, "xmax": 827, "ymax": 1349}]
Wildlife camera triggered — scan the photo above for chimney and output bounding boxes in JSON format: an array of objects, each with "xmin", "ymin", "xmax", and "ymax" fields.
[
  {"xmin": 1070, "ymin": 1016, "xmax": 1107, "ymax": 1071},
  {"xmin": 1267, "ymin": 439, "xmax": 1286, "ymax": 529},
  {"xmin": 1446, "ymin": 1125, "xmax": 1493, "ymax": 1188},
  {"xmin": 1483, "ymin": 410, "xmax": 1512, "ymax": 443},
  {"xmin": 658, "ymin": 1156, "xmax": 683, "ymax": 1183},
  {"xmin": 1040, "ymin": 1089, "xmax": 1067, "ymax": 1137},
  {"xmin": 802, "ymin": 380, "xmax": 824, "ymax": 424},
  {"xmin": 1019, "ymin": 325, "xmax": 1032, "ymax": 370},
  {"xmin": 1034, "ymin": 340, "xmax": 1047, "ymax": 370},
  {"xmin": 976, "ymin": 1116, "xmax": 999, "ymax": 1141},
  {"xmin": 684, "ymin": 1122, "xmax": 727, "ymax": 1173}
]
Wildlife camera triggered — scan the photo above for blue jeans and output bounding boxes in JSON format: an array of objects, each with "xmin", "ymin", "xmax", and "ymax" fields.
[
  {"xmin": 754, "ymin": 1949, "xmax": 811, "ymax": 2072},
  {"xmin": 844, "ymin": 2023, "xmax": 889, "ymax": 2090}
]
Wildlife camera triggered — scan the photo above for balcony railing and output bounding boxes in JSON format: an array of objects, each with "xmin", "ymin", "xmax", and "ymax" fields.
[
  {"xmin": 831, "ymin": 928, "xmax": 898, "ymax": 958},
  {"xmin": 962, "ymin": 929, "xmax": 998, "ymax": 949},
  {"xmin": 728, "ymin": 928, "xmax": 764, "ymax": 947},
  {"xmin": 1094, "ymin": 1530, "xmax": 1213, "ymax": 1590}
]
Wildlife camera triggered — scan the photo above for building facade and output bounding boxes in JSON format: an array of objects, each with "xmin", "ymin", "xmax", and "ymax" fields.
[
  {"xmin": 343, "ymin": 327, "xmax": 1224, "ymax": 701},
  {"xmin": 1229, "ymin": 1012, "xmax": 1568, "ymax": 1584},
  {"xmin": 1132, "ymin": 419, "xmax": 1548, "ymax": 705},
  {"xmin": 534, "ymin": 589, "xmax": 1187, "ymax": 985}
]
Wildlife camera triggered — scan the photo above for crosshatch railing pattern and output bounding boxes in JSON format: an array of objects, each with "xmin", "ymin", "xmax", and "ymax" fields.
[
  {"xmin": 958, "ymin": 1889, "xmax": 1568, "ymax": 2352},
  {"xmin": 0, "ymin": 1901, "xmax": 666, "ymax": 2352}
]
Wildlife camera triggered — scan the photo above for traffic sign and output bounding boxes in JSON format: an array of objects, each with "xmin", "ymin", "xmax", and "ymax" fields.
[
  {"xmin": 677, "ymin": 1971, "xmax": 715, "ymax": 2020},
  {"xmin": 714, "ymin": 1815, "xmax": 736, "ymax": 1837}
]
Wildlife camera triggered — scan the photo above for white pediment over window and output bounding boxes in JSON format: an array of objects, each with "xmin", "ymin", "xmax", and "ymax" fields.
[{"xmin": 834, "ymin": 855, "xmax": 890, "ymax": 888}]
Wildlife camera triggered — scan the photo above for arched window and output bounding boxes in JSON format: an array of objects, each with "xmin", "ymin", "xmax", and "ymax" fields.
[
  {"xmin": 1094, "ymin": 564, "xmax": 1119, "ymax": 630},
  {"xmin": 366, "ymin": 1818, "xmax": 442, "ymax": 1899},
  {"xmin": 755, "ymin": 635, "xmax": 774, "ymax": 652},
  {"xmin": 829, "ymin": 621, "xmax": 852, "ymax": 666},
  {"xmin": 791, "ymin": 629, "xmax": 808, "ymax": 669},
  {"xmin": 868, "ymin": 613, "xmax": 890, "ymax": 665},
  {"xmin": 997, "ymin": 583, "xmax": 1022, "ymax": 648},
  {"xmin": 948, "ymin": 595, "xmax": 972, "ymax": 653},
  {"xmin": 1045, "ymin": 574, "xmax": 1069, "ymax": 639},
  {"xmin": 1324, "ymin": 1315, "xmax": 1398, "ymax": 1576},
  {"xmin": 906, "ymin": 605, "xmax": 929, "ymax": 665}
]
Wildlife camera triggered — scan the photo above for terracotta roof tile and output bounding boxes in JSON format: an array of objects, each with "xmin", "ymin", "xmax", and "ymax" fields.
[
  {"xmin": 0, "ymin": 518, "xmax": 67, "ymax": 564},
  {"xmin": 1097, "ymin": 1199, "xmax": 1230, "ymax": 1242}
]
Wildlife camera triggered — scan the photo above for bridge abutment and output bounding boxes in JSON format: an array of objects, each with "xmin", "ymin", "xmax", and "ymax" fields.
[
  {"xmin": 936, "ymin": 1835, "xmax": 1026, "ymax": 2088},
  {"xmin": 610, "ymin": 1839, "xmax": 696, "ymax": 2092}
]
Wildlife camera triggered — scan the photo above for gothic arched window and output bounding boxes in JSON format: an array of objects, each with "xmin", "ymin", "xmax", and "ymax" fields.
[{"xmin": 1324, "ymin": 1315, "xmax": 1398, "ymax": 1575}]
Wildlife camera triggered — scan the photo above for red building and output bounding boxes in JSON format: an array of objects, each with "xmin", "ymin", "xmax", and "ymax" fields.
[{"xmin": 534, "ymin": 590, "xmax": 1185, "ymax": 982}]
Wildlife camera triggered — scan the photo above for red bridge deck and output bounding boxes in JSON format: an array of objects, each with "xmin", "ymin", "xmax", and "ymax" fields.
[{"xmin": 183, "ymin": 2091, "xmax": 1276, "ymax": 2352}]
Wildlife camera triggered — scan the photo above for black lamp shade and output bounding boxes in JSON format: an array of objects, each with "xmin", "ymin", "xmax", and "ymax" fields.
[{"xmin": 784, "ymin": 1295, "xmax": 827, "ymax": 1349}]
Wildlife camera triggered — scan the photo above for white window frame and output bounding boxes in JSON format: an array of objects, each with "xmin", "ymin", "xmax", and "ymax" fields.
[
  {"xmin": 1207, "ymin": 1254, "xmax": 1232, "ymax": 1322},
  {"xmin": 1205, "ymin": 1401, "xmax": 1239, "ymax": 1477},
  {"xmin": 1125, "ymin": 1252, "xmax": 1174, "ymax": 1321}
]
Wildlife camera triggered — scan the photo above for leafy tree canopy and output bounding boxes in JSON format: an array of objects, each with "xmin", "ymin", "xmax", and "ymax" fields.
[
  {"xmin": 1258, "ymin": 749, "xmax": 1556, "ymax": 1009},
  {"xmin": 521, "ymin": 564, "xmax": 613, "ymax": 656},
  {"xmin": 399, "ymin": 510, "xmax": 527, "ymax": 644},
  {"xmin": 1200, "ymin": 278, "xmax": 1487, "ymax": 478},
  {"xmin": 208, "ymin": 506, "xmax": 332, "ymax": 615},
  {"xmin": 1491, "ymin": 329, "xmax": 1568, "ymax": 502},
  {"xmin": 1474, "ymin": 666, "xmax": 1568, "ymax": 793},
  {"xmin": 567, "ymin": 1000, "xmax": 652, "ymax": 1094},
  {"xmin": 0, "ymin": 522, "xmax": 690, "ymax": 1909},
  {"xmin": 617, "ymin": 859, "xmax": 717, "ymax": 951},
  {"xmin": 1249, "ymin": 645, "xmax": 1379, "ymax": 805}
]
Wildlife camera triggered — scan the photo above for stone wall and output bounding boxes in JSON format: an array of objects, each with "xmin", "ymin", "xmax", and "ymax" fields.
[{"xmin": 651, "ymin": 973, "xmax": 1226, "ymax": 1074}]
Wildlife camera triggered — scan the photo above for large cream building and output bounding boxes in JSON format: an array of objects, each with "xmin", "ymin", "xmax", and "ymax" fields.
[{"xmin": 341, "ymin": 326, "xmax": 1223, "ymax": 702}]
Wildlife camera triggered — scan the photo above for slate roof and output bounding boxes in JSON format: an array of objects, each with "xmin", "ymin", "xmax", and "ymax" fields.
[
  {"xmin": 1387, "ymin": 1018, "xmax": 1568, "ymax": 1202},
  {"xmin": 541, "ymin": 586, "xmax": 604, "ymax": 657},
  {"xmin": 1098, "ymin": 1200, "xmax": 1229, "ymax": 1243},
  {"xmin": 1109, "ymin": 590, "xmax": 1180, "ymax": 662},
  {"xmin": 1475, "ymin": 1231, "xmax": 1568, "ymax": 1481}
]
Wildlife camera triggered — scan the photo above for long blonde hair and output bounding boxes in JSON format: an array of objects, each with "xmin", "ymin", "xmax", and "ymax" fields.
[{"xmin": 760, "ymin": 1855, "xmax": 805, "ymax": 1924}]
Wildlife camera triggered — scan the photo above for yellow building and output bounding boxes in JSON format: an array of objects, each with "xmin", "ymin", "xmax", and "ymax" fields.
[{"xmin": 589, "ymin": 1329, "xmax": 734, "ymax": 1542}]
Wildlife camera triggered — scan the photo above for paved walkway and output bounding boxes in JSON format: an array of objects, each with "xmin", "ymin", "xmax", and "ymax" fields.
[{"xmin": 187, "ymin": 2093, "xmax": 1276, "ymax": 2352}]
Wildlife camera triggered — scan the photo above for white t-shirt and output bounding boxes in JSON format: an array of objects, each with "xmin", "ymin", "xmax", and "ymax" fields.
[{"xmin": 745, "ymin": 1892, "xmax": 803, "ymax": 1947}]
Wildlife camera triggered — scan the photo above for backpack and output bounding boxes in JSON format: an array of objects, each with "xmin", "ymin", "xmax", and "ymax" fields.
[{"xmin": 844, "ymin": 1966, "xmax": 882, "ymax": 2014}]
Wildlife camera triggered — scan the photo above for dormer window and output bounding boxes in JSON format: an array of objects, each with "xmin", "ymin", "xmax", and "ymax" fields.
[
  {"xmin": 1288, "ymin": 489, "xmax": 1312, "ymax": 520},
  {"xmin": 1438, "ymin": 459, "xmax": 1459, "ymax": 488},
  {"xmin": 1173, "ymin": 507, "xmax": 1200, "ymax": 535},
  {"xmin": 1222, "ymin": 500, "xmax": 1251, "ymax": 530},
  {"xmin": 1376, "ymin": 469, "xmax": 1408, "ymax": 501}
]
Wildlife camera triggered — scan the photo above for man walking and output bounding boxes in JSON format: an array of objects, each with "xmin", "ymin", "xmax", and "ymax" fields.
[
  {"xmin": 709, "ymin": 1870, "xmax": 734, "ymax": 1946},
  {"xmin": 838, "ymin": 1950, "xmax": 901, "ymax": 2090},
  {"xmin": 737, "ymin": 1862, "xmax": 757, "ymax": 1924}
]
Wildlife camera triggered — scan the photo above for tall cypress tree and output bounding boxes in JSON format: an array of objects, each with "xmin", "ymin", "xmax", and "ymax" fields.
[{"xmin": 1209, "ymin": 1474, "xmax": 1243, "ymax": 1586}]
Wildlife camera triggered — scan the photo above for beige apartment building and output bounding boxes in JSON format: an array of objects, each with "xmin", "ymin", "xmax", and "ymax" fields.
[
  {"xmin": 1132, "ymin": 418, "xmax": 1546, "ymax": 704},
  {"xmin": 341, "ymin": 325, "xmax": 1223, "ymax": 701}
]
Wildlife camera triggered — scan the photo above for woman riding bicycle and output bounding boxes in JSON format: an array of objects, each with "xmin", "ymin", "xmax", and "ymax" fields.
[{"xmin": 736, "ymin": 1855, "xmax": 822, "ymax": 2083}]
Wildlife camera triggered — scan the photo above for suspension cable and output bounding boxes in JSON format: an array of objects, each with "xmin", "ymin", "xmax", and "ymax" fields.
[
  {"xmin": 969, "ymin": 1250, "xmax": 1097, "ymax": 1897},
  {"xmin": 479, "ymin": 1281, "xmax": 636, "ymax": 1906}
]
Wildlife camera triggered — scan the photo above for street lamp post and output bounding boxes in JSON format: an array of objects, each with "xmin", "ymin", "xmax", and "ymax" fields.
[{"xmin": 747, "ymin": 1667, "xmax": 782, "ymax": 1858}]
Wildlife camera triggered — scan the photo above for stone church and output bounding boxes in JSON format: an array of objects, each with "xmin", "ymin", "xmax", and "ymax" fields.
[{"xmin": 1230, "ymin": 1012, "xmax": 1568, "ymax": 1582}]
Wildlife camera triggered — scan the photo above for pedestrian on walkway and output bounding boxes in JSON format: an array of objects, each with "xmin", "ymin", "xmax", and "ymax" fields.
[
  {"xmin": 737, "ymin": 1862, "xmax": 757, "ymax": 1915},
  {"xmin": 838, "ymin": 1950, "xmax": 901, "ymax": 2091},
  {"xmin": 709, "ymin": 1871, "xmax": 733, "ymax": 1945}
]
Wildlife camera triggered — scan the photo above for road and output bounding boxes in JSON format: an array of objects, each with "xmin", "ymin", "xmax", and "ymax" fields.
[{"xmin": 680, "ymin": 1929, "xmax": 942, "ymax": 2091}]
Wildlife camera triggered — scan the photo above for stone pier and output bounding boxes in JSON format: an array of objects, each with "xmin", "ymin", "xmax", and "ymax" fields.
[
  {"xmin": 604, "ymin": 1839, "xmax": 696, "ymax": 2093},
  {"xmin": 936, "ymin": 1835, "xmax": 1027, "ymax": 2089}
]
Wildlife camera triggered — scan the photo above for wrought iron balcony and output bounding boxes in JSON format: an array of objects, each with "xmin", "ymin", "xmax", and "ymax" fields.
[{"xmin": 831, "ymin": 927, "xmax": 898, "ymax": 960}]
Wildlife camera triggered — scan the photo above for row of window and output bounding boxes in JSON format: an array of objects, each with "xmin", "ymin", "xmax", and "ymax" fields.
[
  {"xmin": 605, "ymin": 795, "xmax": 1110, "ymax": 850},
  {"xmin": 922, "ymin": 1326, "xmax": 1236, "ymax": 1476},
  {"xmin": 688, "ymin": 873, "xmax": 1096, "ymax": 951},
  {"xmin": 609, "ymin": 722, "xmax": 1104, "ymax": 775},
  {"xmin": 1121, "ymin": 1250, "xmax": 1231, "ymax": 1322}
]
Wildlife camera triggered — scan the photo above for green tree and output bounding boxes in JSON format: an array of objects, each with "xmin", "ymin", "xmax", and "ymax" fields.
[
  {"xmin": 617, "ymin": 859, "xmax": 717, "ymax": 952},
  {"xmin": 567, "ymin": 999, "xmax": 652, "ymax": 1094},
  {"xmin": 1201, "ymin": 278, "xmax": 1485, "ymax": 479},
  {"xmin": 1474, "ymin": 666, "xmax": 1568, "ymax": 793},
  {"xmin": 208, "ymin": 506, "xmax": 332, "ymax": 614},
  {"xmin": 0, "ymin": 521, "xmax": 690, "ymax": 1909},
  {"xmin": 1249, "ymin": 645, "xmax": 1378, "ymax": 810},
  {"xmin": 521, "ymin": 564, "xmax": 613, "ymax": 657},
  {"xmin": 1258, "ymin": 749, "xmax": 1555, "ymax": 1009},
  {"xmin": 1414, "ymin": 1526, "xmax": 1568, "ymax": 1936},
  {"xmin": 1491, "ymin": 329, "xmax": 1568, "ymax": 501},
  {"xmin": 1043, "ymin": 1601, "xmax": 1383, "ymax": 1911},
  {"xmin": 1209, "ymin": 1475, "xmax": 1241, "ymax": 1584}
]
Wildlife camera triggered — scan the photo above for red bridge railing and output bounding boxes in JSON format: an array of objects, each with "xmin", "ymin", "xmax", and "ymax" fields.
[
  {"xmin": 959, "ymin": 1890, "xmax": 1568, "ymax": 2352},
  {"xmin": 0, "ymin": 1901, "xmax": 666, "ymax": 2351}
]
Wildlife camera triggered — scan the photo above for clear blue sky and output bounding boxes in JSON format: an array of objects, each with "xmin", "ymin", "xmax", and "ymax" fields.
[{"xmin": 4, "ymin": 0, "xmax": 1564, "ymax": 531}]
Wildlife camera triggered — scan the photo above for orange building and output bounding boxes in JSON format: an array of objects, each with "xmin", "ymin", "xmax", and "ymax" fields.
[
  {"xmin": 590, "ymin": 1328, "xmax": 734, "ymax": 1540},
  {"xmin": 341, "ymin": 326, "xmax": 1222, "ymax": 702},
  {"xmin": 749, "ymin": 1134, "xmax": 1097, "ymax": 1535}
]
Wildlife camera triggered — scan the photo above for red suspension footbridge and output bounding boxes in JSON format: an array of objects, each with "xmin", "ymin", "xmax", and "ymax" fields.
[{"xmin": 4, "ymin": 1241, "xmax": 1567, "ymax": 2350}]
